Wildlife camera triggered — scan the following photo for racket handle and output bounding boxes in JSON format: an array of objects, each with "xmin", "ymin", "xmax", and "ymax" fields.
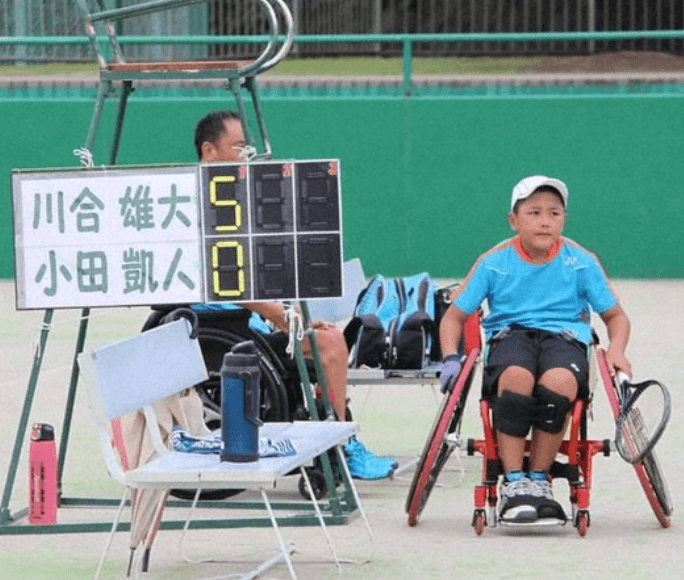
[{"xmin": 616, "ymin": 371, "xmax": 630, "ymax": 386}]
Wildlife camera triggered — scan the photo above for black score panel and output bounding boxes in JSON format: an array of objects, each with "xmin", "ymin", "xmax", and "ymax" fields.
[
  {"xmin": 253, "ymin": 236, "xmax": 296, "ymax": 300},
  {"xmin": 251, "ymin": 162, "xmax": 294, "ymax": 233},
  {"xmin": 202, "ymin": 164, "xmax": 248, "ymax": 235},
  {"xmin": 297, "ymin": 234, "xmax": 342, "ymax": 299},
  {"xmin": 296, "ymin": 161, "xmax": 340, "ymax": 232},
  {"xmin": 201, "ymin": 163, "xmax": 252, "ymax": 301},
  {"xmin": 199, "ymin": 160, "xmax": 342, "ymax": 303}
]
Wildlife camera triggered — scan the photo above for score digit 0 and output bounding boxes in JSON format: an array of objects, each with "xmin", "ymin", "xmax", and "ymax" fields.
[
  {"xmin": 209, "ymin": 174, "xmax": 241, "ymax": 232},
  {"xmin": 212, "ymin": 240, "xmax": 246, "ymax": 298}
]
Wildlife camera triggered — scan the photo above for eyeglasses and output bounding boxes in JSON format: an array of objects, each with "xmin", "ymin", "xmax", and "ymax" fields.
[{"xmin": 232, "ymin": 144, "xmax": 257, "ymax": 161}]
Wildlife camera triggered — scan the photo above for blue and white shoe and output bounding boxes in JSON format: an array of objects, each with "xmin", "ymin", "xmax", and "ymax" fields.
[
  {"xmin": 343, "ymin": 436, "xmax": 398, "ymax": 480},
  {"xmin": 527, "ymin": 476, "xmax": 567, "ymax": 522},
  {"xmin": 499, "ymin": 476, "xmax": 538, "ymax": 523}
]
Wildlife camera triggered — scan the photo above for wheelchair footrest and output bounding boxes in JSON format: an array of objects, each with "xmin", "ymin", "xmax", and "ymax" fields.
[
  {"xmin": 549, "ymin": 461, "xmax": 580, "ymax": 484},
  {"xmin": 499, "ymin": 517, "xmax": 568, "ymax": 528}
]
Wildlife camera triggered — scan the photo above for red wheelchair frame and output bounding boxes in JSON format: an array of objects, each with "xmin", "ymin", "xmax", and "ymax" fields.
[{"xmin": 406, "ymin": 314, "xmax": 672, "ymax": 536}]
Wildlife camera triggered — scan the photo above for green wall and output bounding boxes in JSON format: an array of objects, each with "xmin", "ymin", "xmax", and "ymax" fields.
[{"xmin": 2, "ymin": 85, "xmax": 683, "ymax": 280}]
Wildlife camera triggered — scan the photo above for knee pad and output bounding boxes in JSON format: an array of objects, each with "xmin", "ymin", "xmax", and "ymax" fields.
[
  {"xmin": 493, "ymin": 390, "xmax": 536, "ymax": 437},
  {"xmin": 531, "ymin": 384, "xmax": 573, "ymax": 433}
]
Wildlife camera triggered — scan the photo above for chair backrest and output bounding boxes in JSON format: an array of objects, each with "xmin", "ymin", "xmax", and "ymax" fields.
[
  {"xmin": 74, "ymin": 0, "xmax": 294, "ymax": 77},
  {"xmin": 79, "ymin": 318, "xmax": 208, "ymax": 481},
  {"xmin": 80, "ymin": 318, "xmax": 208, "ymax": 422},
  {"xmin": 306, "ymin": 258, "xmax": 368, "ymax": 324}
]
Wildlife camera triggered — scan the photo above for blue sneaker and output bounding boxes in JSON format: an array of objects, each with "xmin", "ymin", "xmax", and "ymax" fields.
[
  {"xmin": 343, "ymin": 437, "xmax": 398, "ymax": 480},
  {"xmin": 347, "ymin": 437, "xmax": 399, "ymax": 470}
]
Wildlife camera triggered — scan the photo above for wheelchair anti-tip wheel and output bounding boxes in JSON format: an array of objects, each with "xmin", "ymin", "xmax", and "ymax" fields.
[
  {"xmin": 298, "ymin": 467, "xmax": 328, "ymax": 501},
  {"xmin": 575, "ymin": 510, "xmax": 590, "ymax": 537},
  {"xmin": 472, "ymin": 509, "xmax": 486, "ymax": 536}
]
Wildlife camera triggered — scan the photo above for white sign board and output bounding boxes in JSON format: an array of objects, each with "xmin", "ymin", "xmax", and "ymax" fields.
[
  {"xmin": 13, "ymin": 166, "xmax": 202, "ymax": 309},
  {"xmin": 12, "ymin": 162, "xmax": 343, "ymax": 310}
]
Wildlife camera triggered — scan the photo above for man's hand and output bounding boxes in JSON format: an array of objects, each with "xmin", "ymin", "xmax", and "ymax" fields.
[{"xmin": 439, "ymin": 354, "xmax": 462, "ymax": 393}]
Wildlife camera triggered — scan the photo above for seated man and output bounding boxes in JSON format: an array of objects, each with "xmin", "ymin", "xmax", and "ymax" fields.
[
  {"xmin": 439, "ymin": 175, "xmax": 631, "ymax": 523},
  {"xmin": 193, "ymin": 109, "xmax": 397, "ymax": 480}
]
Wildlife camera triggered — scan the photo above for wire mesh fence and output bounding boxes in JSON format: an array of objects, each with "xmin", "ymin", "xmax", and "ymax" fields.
[
  {"xmin": 1, "ymin": 0, "xmax": 91, "ymax": 62},
  {"xmin": 382, "ymin": 0, "xmax": 684, "ymax": 55},
  {"xmin": 1, "ymin": 0, "xmax": 683, "ymax": 63}
]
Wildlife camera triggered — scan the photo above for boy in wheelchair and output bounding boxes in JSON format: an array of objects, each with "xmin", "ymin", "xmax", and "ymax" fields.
[{"xmin": 439, "ymin": 175, "xmax": 631, "ymax": 524}]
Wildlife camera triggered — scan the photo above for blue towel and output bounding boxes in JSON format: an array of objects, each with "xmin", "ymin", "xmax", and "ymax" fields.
[
  {"xmin": 171, "ymin": 426, "xmax": 296, "ymax": 457},
  {"xmin": 259, "ymin": 437, "xmax": 297, "ymax": 458}
]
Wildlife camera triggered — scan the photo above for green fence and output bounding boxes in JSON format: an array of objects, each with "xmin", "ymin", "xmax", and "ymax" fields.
[
  {"xmin": 2, "ymin": 29, "xmax": 684, "ymax": 280},
  {"xmin": 2, "ymin": 81, "xmax": 683, "ymax": 281}
]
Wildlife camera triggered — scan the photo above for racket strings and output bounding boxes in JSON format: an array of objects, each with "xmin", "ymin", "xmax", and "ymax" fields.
[{"xmin": 617, "ymin": 408, "xmax": 649, "ymax": 462}]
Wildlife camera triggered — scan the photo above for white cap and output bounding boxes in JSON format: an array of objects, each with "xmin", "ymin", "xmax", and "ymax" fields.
[{"xmin": 510, "ymin": 175, "xmax": 569, "ymax": 212}]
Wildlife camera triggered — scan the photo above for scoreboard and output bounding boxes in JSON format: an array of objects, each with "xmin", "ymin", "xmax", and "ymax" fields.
[{"xmin": 12, "ymin": 160, "xmax": 342, "ymax": 309}]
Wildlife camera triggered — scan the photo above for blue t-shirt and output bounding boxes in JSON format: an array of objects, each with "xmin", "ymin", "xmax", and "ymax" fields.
[{"xmin": 454, "ymin": 236, "xmax": 618, "ymax": 344}]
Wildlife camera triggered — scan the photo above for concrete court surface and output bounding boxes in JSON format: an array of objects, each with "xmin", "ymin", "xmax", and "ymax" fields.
[{"xmin": 0, "ymin": 278, "xmax": 682, "ymax": 580}]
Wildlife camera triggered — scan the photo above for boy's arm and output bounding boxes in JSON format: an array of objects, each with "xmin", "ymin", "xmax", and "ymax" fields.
[
  {"xmin": 438, "ymin": 304, "xmax": 470, "ymax": 392},
  {"xmin": 440, "ymin": 304, "xmax": 470, "ymax": 358},
  {"xmin": 599, "ymin": 304, "xmax": 632, "ymax": 377}
]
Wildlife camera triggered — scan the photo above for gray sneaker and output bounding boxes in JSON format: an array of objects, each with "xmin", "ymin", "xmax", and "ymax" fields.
[
  {"xmin": 528, "ymin": 478, "xmax": 567, "ymax": 522},
  {"xmin": 499, "ymin": 478, "xmax": 538, "ymax": 523}
]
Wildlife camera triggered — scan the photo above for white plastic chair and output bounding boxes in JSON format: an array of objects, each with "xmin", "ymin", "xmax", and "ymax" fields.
[{"xmin": 80, "ymin": 318, "xmax": 363, "ymax": 580}]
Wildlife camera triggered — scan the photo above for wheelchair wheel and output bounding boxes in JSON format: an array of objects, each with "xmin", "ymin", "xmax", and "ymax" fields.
[
  {"xmin": 406, "ymin": 349, "xmax": 479, "ymax": 526},
  {"xmin": 196, "ymin": 327, "xmax": 290, "ymax": 427},
  {"xmin": 635, "ymin": 449, "xmax": 673, "ymax": 526},
  {"xmin": 142, "ymin": 308, "xmax": 295, "ymax": 501},
  {"xmin": 298, "ymin": 467, "xmax": 327, "ymax": 501},
  {"xmin": 597, "ymin": 349, "xmax": 672, "ymax": 528}
]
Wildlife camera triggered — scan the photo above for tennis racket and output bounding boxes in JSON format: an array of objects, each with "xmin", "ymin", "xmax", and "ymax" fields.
[{"xmin": 614, "ymin": 372, "xmax": 671, "ymax": 465}]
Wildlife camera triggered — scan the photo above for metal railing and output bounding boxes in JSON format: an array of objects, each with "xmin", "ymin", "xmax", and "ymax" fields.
[
  {"xmin": 3, "ymin": 30, "xmax": 684, "ymax": 95},
  {"xmin": 1, "ymin": 0, "xmax": 684, "ymax": 63}
]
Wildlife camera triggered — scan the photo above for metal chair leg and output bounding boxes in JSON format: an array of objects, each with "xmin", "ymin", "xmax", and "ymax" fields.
[
  {"xmin": 93, "ymin": 490, "xmax": 128, "ymax": 580},
  {"xmin": 110, "ymin": 80, "xmax": 134, "ymax": 165},
  {"xmin": 85, "ymin": 80, "xmax": 112, "ymax": 153}
]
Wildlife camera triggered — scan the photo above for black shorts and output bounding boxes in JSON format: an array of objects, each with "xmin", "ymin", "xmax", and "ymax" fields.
[
  {"xmin": 482, "ymin": 327, "xmax": 589, "ymax": 400},
  {"xmin": 261, "ymin": 331, "xmax": 317, "ymax": 383},
  {"xmin": 262, "ymin": 331, "xmax": 289, "ymax": 359}
]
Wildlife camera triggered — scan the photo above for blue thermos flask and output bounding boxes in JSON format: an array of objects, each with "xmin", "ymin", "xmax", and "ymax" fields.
[{"xmin": 220, "ymin": 341, "xmax": 263, "ymax": 462}]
